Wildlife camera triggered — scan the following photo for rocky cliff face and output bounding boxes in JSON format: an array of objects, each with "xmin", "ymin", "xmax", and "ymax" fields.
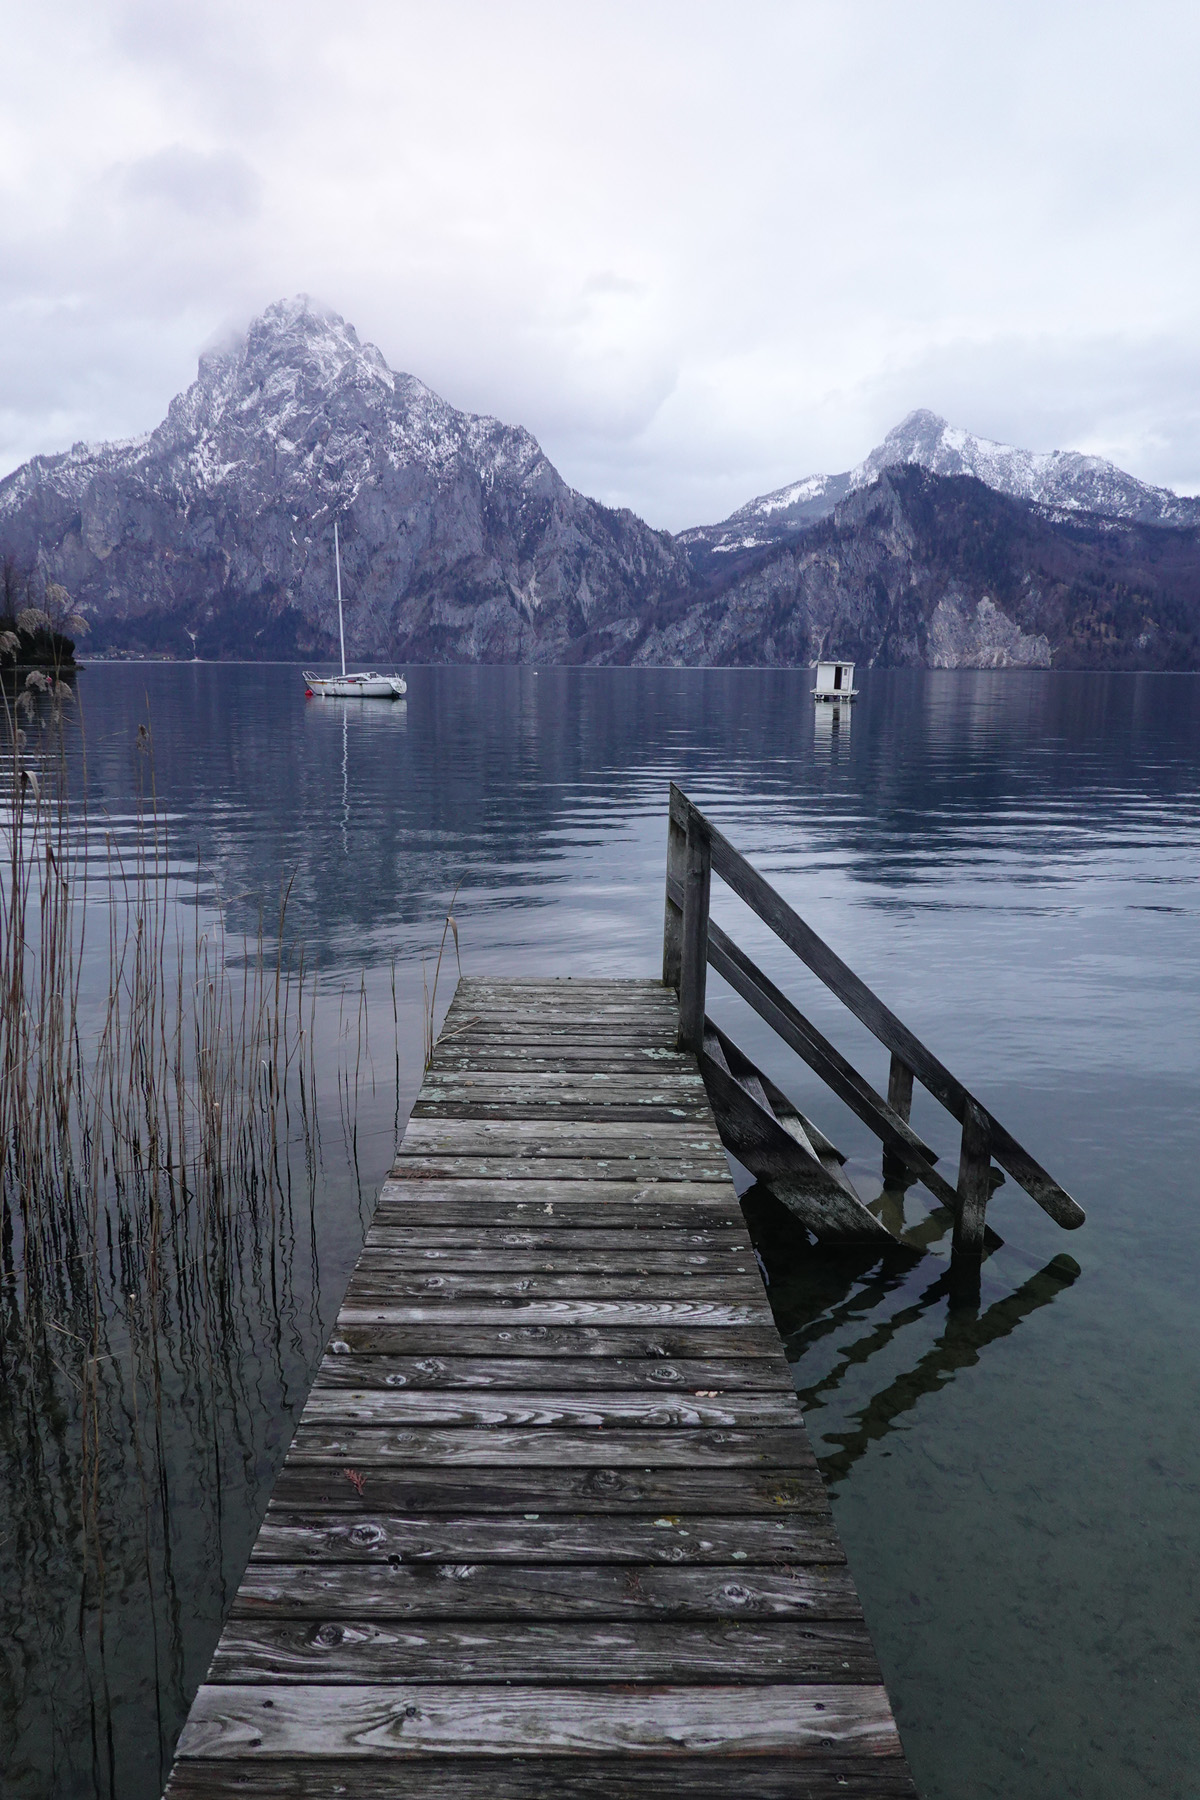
[
  {"xmin": 0, "ymin": 298, "xmax": 692, "ymax": 661},
  {"xmin": 679, "ymin": 408, "xmax": 1200, "ymax": 570},
  {"xmin": 3, "ymin": 304, "xmax": 1200, "ymax": 669},
  {"xmin": 631, "ymin": 466, "xmax": 1200, "ymax": 671}
]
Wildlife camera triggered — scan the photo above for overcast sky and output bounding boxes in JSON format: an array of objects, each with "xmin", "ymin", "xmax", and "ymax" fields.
[{"xmin": 3, "ymin": 0, "xmax": 1199, "ymax": 529}]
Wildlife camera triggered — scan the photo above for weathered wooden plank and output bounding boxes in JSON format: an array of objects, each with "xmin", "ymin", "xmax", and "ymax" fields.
[
  {"xmin": 368, "ymin": 1216, "xmax": 744, "ymax": 1240},
  {"xmin": 399, "ymin": 1120, "xmax": 724, "ymax": 1149},
  {"xmin": 176, "ymin": 1682, "xmax": 898, "ymax": 1759},
  {"xmin": 334, "ymin": 1302, "xmax": 773, "ymax": 1328},
  {"xmin": 376, "ymin": 1175, "xmax": 735, "ymax": 1204},
  {"xmin": 953, "ymin": 1096, "xmax": 992, "ymax": 1259},
  {"xmin": 208, "ymin": 1618, "xmax": 876, "ymax": 1686},
  {"xmin": 298, "ymin": 1390, "xmax": 800, "ymax": 1430},
  {"xmin": 390, "ymin": 1158, "xmax": 731, "ymax": 1183},
  {"xmin": 325, "ymin": 1324, "xmax": 787, "ymax": 1359},
  {"xmin": 670, "ymin": 783, "xmax": 1083, "ymax": 1228},
  {"xmin": 700, "ymin": 1049, "xmax": 893, "ymax": 1245},
  {"xmin": 434, "ymin": 1033, "xmax": 685, "ymax": 1043},
  {"xmin": 363, "ymin": 1227, "xmax": 749, "ymax": 1252},
  {"xmin": 445, "ymin": 1001, "xmax": 678, "ymax": 1013},
  {"xmin": 699, "ymin": 921, "xmax": 958, "ymax": 1209},
  {"xmin": 354, "ymin": 1246, "xmax": 755, "ymax": 1275},
  {"xmin": 231, "ymin": 1562, "xmax": 861, "ymax": 1621},
  {"xmin": 429, "ymin": 1052, "xmax": 697, "ymax": 1070},
  {"xmin": 431, "ymin": 1037, "xmax": 683, "ymax": 1054},
  {"xmin": 448, "ymin": 986, "xmax": 676, "ymax": 1000},
  {"xmin": 441, "ymin": 1018, "xmax": 680, "ymax": 1035},
  {"xmin": 412, "ymin": 1104, "xmax": 714, "ymax": 1124},
  {"xmin": 161, "ymin": 972, "xmax": 914, "ymax": 1800},
  {"xmin": 251, "ymin": 1514, "xmax": 841, "ymax": 1565},
  {"xmin": 678, "ymin": 809, "xmax": 712, "ymax": 1054},
  {"xmin": 166, "ymin": 1757, "xmax": 918, "ymax": 1800},
  {"xmin": 370, "ymin": 1204, "xmax": 748, "ymax": 1233},
  {"xmin": 314, "ymin": 1354, "xmax": 794, "ymax": 1391},
  {"xmin": 286, "ymin": 1427, "xmax": 810, "ymax": 1467},
  {"xmin": 422, "ymin": 1070, "xmax": 705, "ymax": 1089},
  {"xmin": 269, "ymin": 1465, "xmax": 825, "ymax": 1515},
  {"xmin": 341, "ymin": 1273, "xmax": 768, "ymax": 1304},
  {"xmin": 439, "ymin": 1013, "xmax": 679, "ymax": 1029},
  {"xmin": 449, "ymin": 987, "xmax": 677, "ymax": 1002},
  {"xmin": 422, "ymin": 1068, "xmax": 694, "ymax": 1088}
]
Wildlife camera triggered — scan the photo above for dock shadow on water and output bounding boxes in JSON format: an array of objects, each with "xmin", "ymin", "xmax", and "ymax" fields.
[
  {"xmin": 740, "ymin": 1182, "xmax": 1081, "ymax": 1492},
  {"xmin": 0, "ymin": 690, "xmax": 386, "ymax": 1799}
]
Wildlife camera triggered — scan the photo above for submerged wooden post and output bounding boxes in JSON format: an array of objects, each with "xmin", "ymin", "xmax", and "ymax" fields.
[
  {"xmin": 953, "ymin": 1097, "xmax": 992, "ymax": 1260},
  {"xmin": 882, "ymin": 1052, "xmax": 915, "ymax": 1187},
  {"xmin": 663, "ymin": 803, "xmax": 687, "ymax": 989},
  {"xmin": 677, "ymin": 811, "xmax": 711, "ymax": 1053}
]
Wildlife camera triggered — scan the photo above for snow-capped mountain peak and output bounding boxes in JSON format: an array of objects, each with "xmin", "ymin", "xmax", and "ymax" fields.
[
  {"xmin": 851, "ymin": 409, "xmax": 1199, "ymax": 526},
  {"xmin": 0, "ymin": 297, "xmax": 687, "ymax": 661},
  {"xmin": 681, "ymin": 408, "xmax": 1200, "ymax": 567}
]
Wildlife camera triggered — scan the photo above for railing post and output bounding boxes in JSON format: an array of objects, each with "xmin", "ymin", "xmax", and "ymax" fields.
[
  {"xmin": 677, "ymin": 811, "xmax": 711, "ymax": 1054},
  {"xmin": 952, "ymin": 1097, "xmax": 992, "ymax": 1260},
  {"xmin": 882, "ymin": 1052, "xmax": 915, "ymax": 1187},
  {"xmin": 663, "ymin": 806, "xmax": 687, "ymax": 989}
]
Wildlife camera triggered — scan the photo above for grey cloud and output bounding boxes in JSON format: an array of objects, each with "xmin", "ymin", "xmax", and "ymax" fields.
[
  {"xmin": 5, "ymin": 0, "xmax": 1200, "ymax": 529},
  {"xmin": 119, "ymin": 147, "xmax": 262, "ymax": 220}
]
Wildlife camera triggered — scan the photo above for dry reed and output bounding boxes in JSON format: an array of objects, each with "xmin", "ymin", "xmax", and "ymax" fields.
[{"xmin": 0, "ymin": 684, "xmax": 387, "ymax": 1797}]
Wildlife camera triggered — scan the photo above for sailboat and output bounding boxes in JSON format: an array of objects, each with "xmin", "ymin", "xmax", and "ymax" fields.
[{"xmin": 304, "ymin": 521, "xmax": 407, "ymax": 699}]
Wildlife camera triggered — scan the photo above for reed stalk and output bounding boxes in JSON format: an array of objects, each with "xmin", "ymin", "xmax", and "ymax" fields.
[{"xmin": 0, "ymin": 685, "xmax": 393, "ymax": 1798}]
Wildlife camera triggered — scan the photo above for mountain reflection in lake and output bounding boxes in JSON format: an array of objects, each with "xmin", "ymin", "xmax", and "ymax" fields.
[{"xmin": 3, "ymin": 662, "xmax": 1200, "ymax": 1800}]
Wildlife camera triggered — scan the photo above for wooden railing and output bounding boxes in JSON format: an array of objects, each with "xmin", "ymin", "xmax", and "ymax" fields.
[{"xmin": 663, "ymin": 784, "xmax": 1083, "ymax": 1259}]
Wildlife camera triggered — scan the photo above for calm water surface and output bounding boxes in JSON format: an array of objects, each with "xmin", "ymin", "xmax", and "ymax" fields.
[{"xmin": 4, "ymin": 663, "xmax": 1199, "ymax": 1799}]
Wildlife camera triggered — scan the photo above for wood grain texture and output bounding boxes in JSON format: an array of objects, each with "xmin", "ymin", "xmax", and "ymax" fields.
[
  {"xmin": 398, "ymin": 1120, "xmax": 725, "ymax": 1152},
  {"xmin": 333, "ymin": 1302, "xmax": 774, "ymax": 1328},
  {"xmin": 286, "ymin": 1426, "xmax": 812, "ymax": 1467},
  {"xmin": 375, "ymin": 1175, "xmax": 738, "ymax": 1206},
  {"xmin": 299, "ymin": 1390, "xmax": 800, "ymax": 1430},
  {"xmin": 160, "ymin": 975, "xmax": 912, "ymax": 1800},
  {"xmin": 176, "ymin": 1682, "xmax": 899, "ymax": 1759},
  {"xmin": 268, "ymin": 1465, "xmax": 827, "ymax": 1515},
  {"xmin": 372, "ymin": 1201, "xmax": 748, "ymax": 1230},
  {"xmin": 166, "ymin": 1759, "xmax": 918, "ymax": 1799},
  {"xmin": 314, "ymin": 1354, "xmax": 795, "ymax": 1390},
  {"xmin": 208, "ymin": 1619, "xmax": 875, "ymax": 1685},
  {"xmin": 363, "ymin": 1226, "xmax": 748, "ymax": 1250},
  {"xmin": 230, "ymin": 1562, "xmax": 862, "ymax": 1621},
  {"xmin": 353, "ymin": 1245, "xmax": 755, "ymax": 1273},
  {"xmin": 323, "ymin": 1325, "xmax": 786, "ymax": 1359},
  {"xmin": 342, "ymin": 1269, "xmax": 768, "ymax": 1300},
  {"xmin": 250, "ymin": 1514, "xmax": 841, "ymax": 1565},
  {"xmin": 421, "ymin": 1070, "xmax": 705, "ymax": 1089},
  {"xmin": 389, "ymin": 1158, "xmax": 731, "ymax": 1183}
]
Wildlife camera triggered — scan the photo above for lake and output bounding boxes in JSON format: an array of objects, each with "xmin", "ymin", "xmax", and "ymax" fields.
[{"xmin": 2, "ymin": 661, "xmax": 1198, "ymax": 1799}]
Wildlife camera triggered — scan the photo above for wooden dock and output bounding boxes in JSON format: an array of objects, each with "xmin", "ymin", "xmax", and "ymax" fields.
[{"xmin": 165, "ymin": 976, "xmax": 916, "ymax": 1799}]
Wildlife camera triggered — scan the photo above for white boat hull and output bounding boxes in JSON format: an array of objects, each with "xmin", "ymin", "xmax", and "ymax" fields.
[{"xmin": 305, "ymin": 672, "xmax": 407, "ymax": 699}]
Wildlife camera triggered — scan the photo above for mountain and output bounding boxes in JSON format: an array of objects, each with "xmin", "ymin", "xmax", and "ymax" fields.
[
  {"xmin": 637, "ymin": 463, "xmax": 1200, "ymax": 671},
  {"xmin": 679, "ymin": 408, "xmax": 1200, "ymax": 572},
  {"xmin": 0, "ymin": 297, "xmax": 691, "ymax": 661},
  {"xmin": 3, "ymin": 306, "xmax": 1200, "ymax": 670}
]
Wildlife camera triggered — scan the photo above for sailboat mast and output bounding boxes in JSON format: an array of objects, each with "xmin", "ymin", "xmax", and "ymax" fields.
[{"xmin": 334, "ymin": 519, "xmax": 347, "ymax": 678}]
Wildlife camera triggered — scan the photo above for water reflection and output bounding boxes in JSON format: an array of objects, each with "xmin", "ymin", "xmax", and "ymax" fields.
[
  {"xmin": 742, "ymin": 1181, "xmax": 1081, "ymax": 1490},
  {"xmin": 4, "ymin": 663, "xmax": 1198, "ymax": 1800},
  {"xmin": 812, "ymin": 697, "xmax": 852, "ymax": 758}
]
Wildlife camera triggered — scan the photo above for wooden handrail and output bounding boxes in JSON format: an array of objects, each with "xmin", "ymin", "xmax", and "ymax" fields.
[{"xmin": 665, "ymin": 784, "xmax": 1083, "ymax": 1249}]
